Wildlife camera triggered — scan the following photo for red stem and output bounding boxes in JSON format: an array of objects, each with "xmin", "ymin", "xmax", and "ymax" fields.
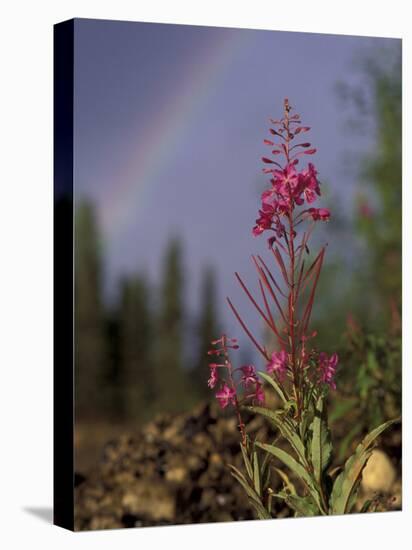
[{"xmin": 226, "ymin": 297, "xmax": 269, "ymax": 360}]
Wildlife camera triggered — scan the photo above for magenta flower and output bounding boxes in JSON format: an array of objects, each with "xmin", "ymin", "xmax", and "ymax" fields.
[
  {"xmin": 240, "ymin": 365, "xmax": 258, "ymax": 387},
  {"xmin": 266, "ymin": 350, "xmax": 288, "ymax": 380},
  {"xmin": 208, "ymin": 366, "xmax": 219, "ymax": 389},
  {"xmin": 215, "ymin": 383, "xmax": 237, "ymax": 409},
  {"xmin": 308, "ymin": 207, "xmax": 330, "ymax": 221},
  {"xmin": 253, "ymin": 205, "xmax": 275, "ymax": 236},
  {"xmin": 253, "ymin": 160, "xmax": 328, "ymax": 235},
  {"xmin": 273, "ymin": 164, "xmax": 300, "ymax": 198},
  {"xmin": 261, "ymin": 188, "xmax": 277, "ymax": 208},
  {"xmin": 299, "ymin": 163, "xmax": 321, "ymax": 203},
  {"xmin": 318, "ymin": 352, "xmax": 339, "ymax": 389},
  {"xmin": 252, "ymin": 106, "xmax": 332, "ymax": 240}
]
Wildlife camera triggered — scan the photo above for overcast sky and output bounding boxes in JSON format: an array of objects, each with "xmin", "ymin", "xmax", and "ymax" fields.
[{"xmin": 73, "ymin": 18, "xmax": 399, "ymax": 359}]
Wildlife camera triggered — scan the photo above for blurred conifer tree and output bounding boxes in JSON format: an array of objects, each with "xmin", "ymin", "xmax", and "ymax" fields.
[
  {"xmin": 355, "ymin": 49, "xmax": 402, "ymax": 319},
  {"xmin": 75, "ymin": 201, "xmax": 106, "ymax": 419},
  {"xmin": 119, "ymin": 275, "xmax": 155, "ymax": 420},
  {"xmin": 191, "ymin": 266, "xmax": 219, "ymax": 400},
  {"xmin": 154, "ymin": 238, "xmax": 188, "ymax": 411}
]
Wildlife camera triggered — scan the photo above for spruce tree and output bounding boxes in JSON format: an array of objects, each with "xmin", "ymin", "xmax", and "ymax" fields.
[
  {"xmin": 358, "ymin": 50, "xmax": 401, "ymax": 314},
  {"xmin": 74, "ymin": 201, "xmax": 106, "ymax": 420},
  {"xmin": 119, "ymin": 275, "xmax": 155, "ymax": 421},
  {"xmin": 155, "ymin": 238, "xmax": 187, "ymax": 412},
  {"xmin": 193, "ymin": 266, "xmax": 219, "ymax": 400}
]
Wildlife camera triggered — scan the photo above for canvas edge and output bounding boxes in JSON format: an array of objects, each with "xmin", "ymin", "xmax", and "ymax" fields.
[{"xmin": 53, "ymin": 18, "xmax": 75, "ymax": 532}]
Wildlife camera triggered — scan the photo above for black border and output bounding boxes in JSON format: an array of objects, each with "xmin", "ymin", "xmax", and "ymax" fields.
[{"xmin": 53, "ymin": 18, "xmax": 75, "ymax": 531}]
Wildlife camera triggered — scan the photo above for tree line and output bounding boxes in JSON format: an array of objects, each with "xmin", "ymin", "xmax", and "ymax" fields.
[{"xmin": 74, "ymin": 201, "xmax": 219, "ymax": 423}]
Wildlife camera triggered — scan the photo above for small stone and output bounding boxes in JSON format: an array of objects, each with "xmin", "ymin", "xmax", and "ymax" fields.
[
  {"xmin": 121, "ymin": 481, "xmax": 176, "ymax": 521},
  {"xmin": 210, "ymin": 453, "xmax": 222, "ymax": 465},
  {"xmin": 89, "ymin": 515, "xmax": 122, "ymax": 530},
  {"xmin": 165, "ymin": 467, "xmax": 188, "ymax": 484},
  {"xmin": 361, "ymin": 449, "xmax": 396, "ymax": 493}
]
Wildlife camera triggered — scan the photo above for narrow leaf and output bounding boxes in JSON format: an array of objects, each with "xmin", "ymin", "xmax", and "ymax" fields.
[
  {"xmin": 248, "ymin": 406, "xmax": 306, "ymax": 464},
  {"xmin": 227, "ymin": 297, "xmax": 268, "ymax": 360},
  {"xmin": 240, "ymin": 443, "xmax": 253, "ymax": 480},
  {"xmin": 253, "ymin": 259, "xmax": 288, "ymax": 326},
  {"xmin": 255, "ymin": 443, "xmax": 308, "ymax": 480},
  {"xmin": 272, "ymin": 247, "xmax": 290, "ymax": 287},
  {"xmin": 255, "ymin": 442, "xmax": 323, "ymax": 513},
  {"xmin": 253, "ymin": 450, "xmax": 261, "ymax": 496},
  {"xmin": 257, "ymin": 371, "xmax": 287, "ymax": 404},
  {"xmin": 310, "ymin": 394, "xmax": 333, "ymax": 483},
  {"xmin": 229, "ymin": 465, "xmax": 271, "ymax": 519},
  {"xmin": 330, "ymin": 418, "xmax": 399, "ymax": 515},
  {"xmin": 235, "ymin": 272, "xmax": 281, "ymax": 339},
  {"xmin": 285, "ymin": 495, "xmax": 319, "ymax": 517},
  {"xmin": 273, "ymin": 466, "xmax": 297, "ymax": 495},
  {"xmin": 301, "ymin": 247, "xmax": 325, "ymax": 333}
]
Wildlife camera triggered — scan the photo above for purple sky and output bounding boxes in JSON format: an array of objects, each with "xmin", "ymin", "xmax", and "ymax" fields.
[{"xmin": 73, "ymin": 19, "xmax": 398, "ymax": 358}]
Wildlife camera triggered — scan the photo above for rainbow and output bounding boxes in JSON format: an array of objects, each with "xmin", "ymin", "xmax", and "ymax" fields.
[{"xmin": 98, "ymin": 28, "xmax": 251, "ymax": 245}]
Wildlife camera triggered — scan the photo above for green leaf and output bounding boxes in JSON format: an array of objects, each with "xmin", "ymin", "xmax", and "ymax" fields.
[
  {"xmin": 247, "ymin": 406, "xmax": 307, "ymax": 467},
  {"xmin": 299, "ymin": 408, "xmax": 311, "ymax": 442},
  {"xmin": 284, "ymin": 494, "xmax": 320, "ymax": 517},
  {"xmin": 253, "ymin": 449, "xmax": 261, "ymax": 496},
  {"xmin": 240, "ymin": 443, "xmax": 253, "ymax": 480},
  {"xmin": 310, "ymin": 394, "xmax": 332, "ymax": 483},
  {"xmin": 273, "ymin": 466, "xmax": 297, "ymax": 495},
  {"xmin": 360, "ymin": 498, "xmax": 379, "ymax": 513},
  {"xmin": 359, "ymin": 499, "xmax": 373, "ymax": 513},
  {"xmin": 330, "ymin": 418, "xmax": 399, "ymax": 515},
  {"xmin": 258, "ymin": 371, "xmax": 287, "ymax": 404},
  {"xmin": 255, "ymin": 442, "xmax": 323, "ymax": 513},
  {"xmin": 255, "ymin": 443, "xmax": 308, "ymax": 480},
  {"xmin": 229, "ymin": 467, "xmax": 261, "ymax": 504},
  {"xmin": 228, "ymin": 464, "xmax": 271, "ymax": 519},
  {"xmin": 229, "ymin": 464, "xmax": 272, "ymax": 519}
]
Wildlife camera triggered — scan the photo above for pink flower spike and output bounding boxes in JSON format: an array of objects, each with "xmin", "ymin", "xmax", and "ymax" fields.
[
  {"xmin": 208, "ymin": 367, "xmax": 219, "ymax": 389},
  {"xmin": 308, "ymin": 208, "xmax": 330, "ymax": 221},
  {"xmin": 240, "ymin": 365, "xmax": 258, "ymax": 387},
  {"xmin": 266, "ymin": 350, "xmax": 288, "ymax": 381},
  {"xmin": 215, "ymin": 383, "xmax": 236, "ymax": 409},
  {"xmin": 318, "ymin": 352, "xmax": 339, "ymax": 389}
]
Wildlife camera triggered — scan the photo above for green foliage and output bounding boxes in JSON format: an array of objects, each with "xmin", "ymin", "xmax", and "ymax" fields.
[
  {"xmin": 332, "ymin": 320, "xmax": 401, "ymax": 459},
  {"xmin": 248, "ymin": 405, "xmax": 307, "ymax": 466},
  {"xmin": 327, "ymin": 45, "xmax": 402, "ymax": 332},
  {"xmin": 282, "ymin": 494, "xmax": 319, "ymax": 517},
  {"xmin": 257, "ymin": 371, "xmax": 287, "ymax": 404},
  {"xmin": 229, "ymin": 449, "xmax": 272, "ymax": 520},
  {"xmin": 330, "ymin": 418, "xmax": 399, "ymax": 514},
  {"xmin": 232, "ymin": 383, "xmax": 398, "ymax": 519},
  {"xmin": 357, "ymin": 49, "xmax": 401, "ymax": 316},
  {"xmin": 314, "ymin": 46, "xmax": 401, "ymax": 354},
  {"xmin": 310, "ymin": 395, "xmax": 332, "ymax": 483}
]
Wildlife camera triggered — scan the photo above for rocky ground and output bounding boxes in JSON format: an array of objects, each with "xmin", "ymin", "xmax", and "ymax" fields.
[{"xmin": 74, "ymin": 402, "xmax": 401, "ymax": 531}]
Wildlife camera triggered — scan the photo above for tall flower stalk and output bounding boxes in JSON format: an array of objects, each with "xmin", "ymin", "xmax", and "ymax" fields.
[{"xmin": 207, "ymin": 99, "xmax": 399, "ymax": 518}]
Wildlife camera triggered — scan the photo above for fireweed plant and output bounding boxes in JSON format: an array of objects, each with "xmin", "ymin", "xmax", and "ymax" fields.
[{"xmin": 207, "ymin": 99, "xmax": 398, "ymax": 518}]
